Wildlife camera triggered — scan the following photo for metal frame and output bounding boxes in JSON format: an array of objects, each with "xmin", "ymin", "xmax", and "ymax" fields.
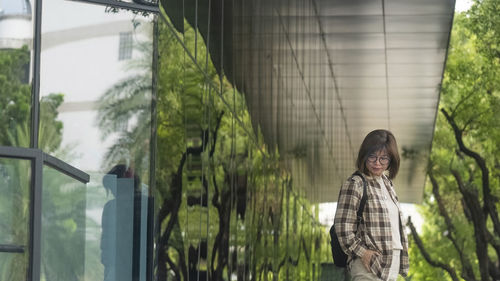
[
  {"xmin": 30, "ymin": 152, "xmax": 42, "ymax": 281},
  {"xmin": 43, "ymin": 153, "xmax": 90, "ymax": 183},
  {"xmin": 0, "ymin": 146, "xmax": 89, "ymax": 281},
  {"xmin": 0, "ymin": 147, "xmax": 89, "ymax": 183},
  {"xmin": 0, "ymin": 244, "xmax": 25, "ymax": 253},
  {"xmin": 30, "ymin": 0, "xmax": 42, "ymax": 149},
  {"xmin": 70, "ymin": 0, "xmax": 160, "ymax": 13},
  {"xmin": 147, "ymin": 18, "xmax": 159, "ymax": 281}
]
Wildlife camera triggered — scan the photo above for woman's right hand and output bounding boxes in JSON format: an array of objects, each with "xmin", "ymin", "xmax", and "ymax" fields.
[{"xmin": 361, "ymin": 249, "xmax": 380, "ymax": 271}]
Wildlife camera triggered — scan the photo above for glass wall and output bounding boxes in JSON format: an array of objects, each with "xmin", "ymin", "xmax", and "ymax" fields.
[
  {"xmin": 40, "ymin": 166, "xmax": 86, "ymax": 280},
  {"xmin": 38, "ymin": 1, "xmax": 156, "ymax": 280},
  {"xmin": 0, "ymin": 0, "xmax": 33, "ymax": 147},
  {"xmin": 0, "ymin": 6, "xmax": 35, "ymax": 277},
  {"xmin": 155, "ymin": 0, "xmax": 329, "ymax": 280},
  {"xmin": 0, "ymin": 158, "xmax": 31, "ymax": 281},
  {"xmin": 2, "ymin": 0, "xmax": 336, "ymax": 280}
]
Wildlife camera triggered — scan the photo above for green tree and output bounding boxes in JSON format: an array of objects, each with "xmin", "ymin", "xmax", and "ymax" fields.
[
  {"xmin": 0, "ymin": 47, "xmax": 31, "ymax": 146},
  {"xmin": 96, "ymin": 40, "xmax": 152, "ymax": 174},
  {"xmin": 408, "ymin": 0, "xmax": 500, "ymax": 280},
  {"xmin": 0, "ymin": 46, "xmax": 64, "ymax": 151}
]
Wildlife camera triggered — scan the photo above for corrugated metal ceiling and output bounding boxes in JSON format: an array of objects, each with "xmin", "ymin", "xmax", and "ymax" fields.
[{"xmin": 232, "ymin": 0, "xmax": 455, "ymax": 203}]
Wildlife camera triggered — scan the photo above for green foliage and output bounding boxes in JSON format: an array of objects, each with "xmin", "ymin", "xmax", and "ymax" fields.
[
  {"xmin": 0, "ymin": 47, "xmax": 31, "ymax": 146},
  {"xmin": 0, "ymin": 47, "xmax": 67, "ymax": 281},
  {"xmin": 409, "ymin": 0, "xmax": 500, "ymax": 280},
  {"xmin": 96, "ymin": 40, "xmax": 153, "ymax": 176},
  {"xmin": 0, "ymin": 46, "xmax": 65, "ymax": 150},
  {"xmin": 0, "ymin": 159, "xmax": 31, "ymax": 281},
  {"xmin": 40, "ymin": 167, "xmax": 86, "ymax": 281},
  {"xmin": 39, "ymin": 93, "xmax": 65, "ymax": 153}
]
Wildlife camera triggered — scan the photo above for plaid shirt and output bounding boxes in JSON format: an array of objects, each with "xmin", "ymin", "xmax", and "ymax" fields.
[{"xmin": 334, "ymin": 172, "xmax": 409, "ymax": 281}]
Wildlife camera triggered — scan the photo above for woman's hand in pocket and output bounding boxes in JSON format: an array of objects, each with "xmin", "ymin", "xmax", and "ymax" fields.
[{"xmin": 361, "ymin": 249, "xmax": 380, "ymax": 271}]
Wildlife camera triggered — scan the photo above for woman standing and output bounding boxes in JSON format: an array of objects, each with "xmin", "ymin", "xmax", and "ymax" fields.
[{"xmin": 334, "ymin": 129, "xmax": 409, "ymax": 281}]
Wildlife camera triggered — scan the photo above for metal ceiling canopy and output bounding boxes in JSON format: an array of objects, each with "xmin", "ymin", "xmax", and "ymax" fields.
[{"xmin": 162, "ymin": 0, "xmax": 455, "ymax": 203}]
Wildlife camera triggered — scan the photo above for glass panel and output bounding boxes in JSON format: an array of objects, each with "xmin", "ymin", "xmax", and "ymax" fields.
[
  {"xmin": 83, "ymin": 168, "xmax": 150, "ymax": 281},
  {"xmin": 0, "ymin": 158, "xmax": 31, "ymax": 281},
  {"xmin": 158, "ymin": 0, "xmax": 327, "ymax": 280},
  {"xmin": 40, "ymin": 2, "xmax": 154, "ymax": 281},
  {"xmin": 0, "ymin": 0, "xmax": 33, "ymax": 147},
  {"xmin": 41, "ymin": 165, "xmax": 86, "ymax": 280},
  {"xmin": 92, "ymin": 167, "xmax": 149, "ymax": 281},
  {"xmin": 39, "ymin": 1, "xmax": 154, "ymax": 172}
]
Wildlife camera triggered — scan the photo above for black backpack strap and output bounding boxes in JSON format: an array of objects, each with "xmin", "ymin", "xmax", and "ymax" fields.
[{"xmin": 352, "ymin": 171, "xmax": 367, "ymax": 222}]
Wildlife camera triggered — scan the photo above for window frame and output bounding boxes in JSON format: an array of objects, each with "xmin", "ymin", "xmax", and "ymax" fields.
[
  {"xmin": 0, "ymin": 146, "xmax": 89, "ymax": 281},
  {"xmin": 3, "ymin": 0, "xmax": 160, "ymax": 280}
]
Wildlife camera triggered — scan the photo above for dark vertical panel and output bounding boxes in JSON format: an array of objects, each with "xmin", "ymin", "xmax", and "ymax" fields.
[
  {"xmin": 28, "ymin": 152, "xmax": 43, "ymax": 281},
  {"xmin": 31, "ymin": 0, "xmax": 42, "ymax": 149},
  {"xmin": 147, "ymin": 18, "xmax": 159, "ymax": 281}
]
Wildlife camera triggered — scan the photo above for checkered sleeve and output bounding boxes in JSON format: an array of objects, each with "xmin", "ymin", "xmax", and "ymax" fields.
[{"xmin": 334, "ymin": 176, "xmax": 367, "ymax": 259}]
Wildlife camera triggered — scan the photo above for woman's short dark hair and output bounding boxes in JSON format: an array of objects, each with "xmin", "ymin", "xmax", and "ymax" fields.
[
  {"xmin": 356, "ymin": 129, "xmax": 400, "ymax": 179},
  {"xmin": 102, "ymin": 164, "xmax": 140, "ymax": 193}
]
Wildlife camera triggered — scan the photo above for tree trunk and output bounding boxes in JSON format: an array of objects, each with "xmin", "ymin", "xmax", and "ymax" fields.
[{"xmin": 428, "ymin": 169, "xmax": 476, "ymax": 281}]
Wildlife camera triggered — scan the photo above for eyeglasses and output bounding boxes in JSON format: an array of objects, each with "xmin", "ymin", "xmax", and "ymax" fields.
[{"xmin": 367, "ymin": 155, "xmax": 390, "ymax": 165}]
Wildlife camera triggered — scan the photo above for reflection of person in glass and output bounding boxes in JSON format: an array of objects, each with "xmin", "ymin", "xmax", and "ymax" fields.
[{"xmin": 101, "ymin": 164, "xmax": 140, "ymax": 281}]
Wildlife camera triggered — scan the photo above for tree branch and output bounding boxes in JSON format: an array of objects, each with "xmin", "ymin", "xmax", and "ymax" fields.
[
  {"xmin": 206, "ymin": 111, "xmax": 227, "ymax": 281},
  {"xmin": 488, "ymin": 260, "xmax": 500, "ymax": 281},
  {"xmin": 157, "ymin": 153, "xmax": 187, "ymax": 281},
  {"xmin": 451, "ymin": 169, "xmax": 490, "ymax": 281},
  {"xmin": 407, "ymin": 217, "xmax": 461, "ymax": 281},
  {"xmin": 450, "ymin": 91, "xmax": 476, "ymax": 117},
  {"xmin": 428, "ymin": 170, "xmax": 456, "ymax": 232},
  {"xmin": 166, "ymin": 251, "xmax": 182, "ymax": 281},
  {"xmin": 461, "ymin": 109, "xmax": 489, "ymax": 133},
  {"xmin": 428, "ymin": 169, "xmax": 476, "ymax": 281},
  {"xmin": 442, "ymin": 108, "xmax": 500, "ymax": 239},
  {"xmin": 209, "ymin": 111, "xmax": 224, "ymax": 157},
  {"xmin": 278, "ymin": 254, "xmax": 287, "ymax": 272},
  {"xmin": 301, "ymin": 236, "xmax": 311, "ymax": 262},
  {"xmin": 461, "ymin": 198, "xmax": 473, "ymax": 222},
  {"xmin": 159, "ymin": 153, "xmax": 187, "ymax": 246},
  {"xmin": 210, "ymin": 173, "xmax": 221, "ymax": 279}
]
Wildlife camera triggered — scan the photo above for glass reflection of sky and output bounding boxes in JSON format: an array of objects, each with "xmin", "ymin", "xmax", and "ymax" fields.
[
  {"xmin": 0, "ymin": 0, "xmax": 31, "ymax": 15},
  {"xmin": 39, "ymin": 1, "xmax": 152, "ymax": 172}
]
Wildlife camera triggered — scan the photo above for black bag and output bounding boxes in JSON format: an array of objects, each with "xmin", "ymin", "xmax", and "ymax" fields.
[{"xmin": 329, "ymin": 171, "xmax": 367, "ymax": 267}]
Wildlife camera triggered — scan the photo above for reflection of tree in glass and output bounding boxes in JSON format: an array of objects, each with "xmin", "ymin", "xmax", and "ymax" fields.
[
  {"xmin": 41, "ymin": 168, "xmax": 86, "ymax": 281},
  {"xmin": 0, "ymin": 159, "xmax": 30, "ymax": 281},
  {"xmin": 0, "ymin": 47, "xmax": 31, "ymax": 147},
  {"xmin": 0, "ymin": 47, "xmax": 33, "ymax": 281},
  {"xmin": 154, "ymin": 20, "xmax": 225, "ymax": 281},
  {"xmin": 96, "ymin": 39, "xmax": 152, "ymax": 175},
  {"xmin": 0, "ymin": 46, "xmax": 70, "ymax": 281},
  {"xmin": 152, "ymin": 18, "xmax": 327, "ymax": 281},
  {"xmin": 0, "ymin": 47, "xmax": 65, "ymax": 150},
  {"xmin": 95, "ymin": 15, "xmax": 327, "ymax": 281}
]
